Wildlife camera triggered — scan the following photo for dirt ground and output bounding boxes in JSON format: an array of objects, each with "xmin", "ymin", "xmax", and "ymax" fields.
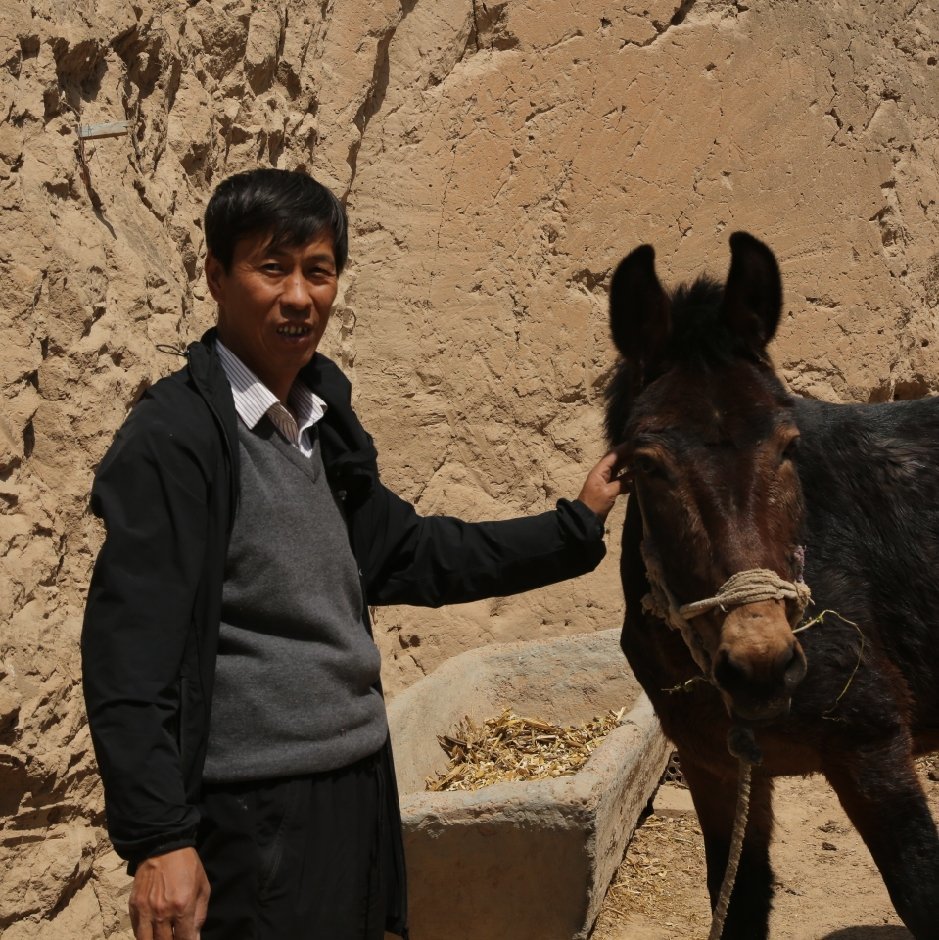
[{"xmin": 591, "ymin": 755, "xmax": 939, "ymax": 940}]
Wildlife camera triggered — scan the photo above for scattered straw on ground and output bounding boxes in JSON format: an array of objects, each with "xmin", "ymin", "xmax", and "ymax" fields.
[
  {"xmin": 425, "ymin": 707, "xmax": 626, "ymax": 792},
  {"xmin": 594, "ymin": 761, "xmax": 939, "ymax": 939},
  {"xmin": 591, "ymin": 795, "xmax": 710, "ymax": 940}
]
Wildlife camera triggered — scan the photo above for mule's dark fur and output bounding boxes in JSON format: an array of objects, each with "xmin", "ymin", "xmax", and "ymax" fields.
[{"xmin": 606, "ymin": 233, "xmax": 939, "ymax": 938}]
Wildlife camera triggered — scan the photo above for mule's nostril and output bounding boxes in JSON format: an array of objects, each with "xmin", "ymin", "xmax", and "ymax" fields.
[
  {"xmin": 713, "ymin": 647, "xmax": 751, "ymax": 694},
  {"xmin": 781, "ymin": 641, "xmax": 808, "ymax": 689},
  {"xmin": 714, "ymin": 640, "xmax": 805, "ymax": 701}
]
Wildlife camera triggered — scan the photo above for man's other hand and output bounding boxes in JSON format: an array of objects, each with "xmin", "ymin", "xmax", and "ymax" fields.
[
  {"xmin": 130, "ymin": 846, "xmax": 210, "ymax": 940},
  {"xmin": 576, "ymin": 446, "xmax": 631, "ymax": 523}
]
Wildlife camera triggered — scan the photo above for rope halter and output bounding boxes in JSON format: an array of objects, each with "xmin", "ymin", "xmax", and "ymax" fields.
[
  {"xmin": 640, "ymin": 539, "xmax": 812, "ymax": 678},
  {"xmin": 680, "ymin": 567, "xmax": 812, "ymax": 623}
]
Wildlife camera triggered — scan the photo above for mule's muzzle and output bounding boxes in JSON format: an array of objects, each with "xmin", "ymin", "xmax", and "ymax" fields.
[{"xmin": 711, "ymin": 600, "xmax": 808, "ymax": 721}]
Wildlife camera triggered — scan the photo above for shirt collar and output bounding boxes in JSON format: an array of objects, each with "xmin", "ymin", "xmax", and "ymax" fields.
[{"xmin": 215, "ymin": 339, "xmax": 327, "ymax": 437}]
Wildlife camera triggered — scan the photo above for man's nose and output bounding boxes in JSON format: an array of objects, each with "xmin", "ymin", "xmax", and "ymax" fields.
[{"xmin": 281, "ymin": 270, "xmax": 311, "ymax": 308}]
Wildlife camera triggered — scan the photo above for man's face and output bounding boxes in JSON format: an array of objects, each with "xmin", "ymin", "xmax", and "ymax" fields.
[{"xmin": 206, "ymin": 229, "xmax": 339, "ymax": 400}]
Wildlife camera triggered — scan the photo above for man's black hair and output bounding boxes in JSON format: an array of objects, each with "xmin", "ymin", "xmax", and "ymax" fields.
[{"xmin": 204, "ymin": 168, "xmax": 348, "ymax": 273}]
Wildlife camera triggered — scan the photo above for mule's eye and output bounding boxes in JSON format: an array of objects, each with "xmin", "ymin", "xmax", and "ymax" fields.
[
  {"xmin": 780, "ymin": 435, "xmax": 800, "ymax": 463},
  {"xmin": 634, "ymin": 453, "xmax": 666, "ymax": 478}
]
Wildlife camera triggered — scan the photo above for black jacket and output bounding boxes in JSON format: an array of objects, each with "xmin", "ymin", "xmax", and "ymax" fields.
[{"xmin": 81, "ymin": 330, "xmax": 606, "ymax": 934}]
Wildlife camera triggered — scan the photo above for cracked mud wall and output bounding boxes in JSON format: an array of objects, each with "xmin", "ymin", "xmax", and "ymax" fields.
[{"xmin": 0, "ymin": 0, "xmax": 936, "ymax": 934}]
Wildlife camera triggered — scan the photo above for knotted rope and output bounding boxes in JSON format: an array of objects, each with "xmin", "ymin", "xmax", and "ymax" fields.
[{"xmin": 680, "ymin": 568, "xmax": 812, "ymax": 623}]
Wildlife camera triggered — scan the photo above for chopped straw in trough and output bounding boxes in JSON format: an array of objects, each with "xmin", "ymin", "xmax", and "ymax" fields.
[{"xmin": 425, "ymin": 707, "xmax": 626, "ymax": 792}]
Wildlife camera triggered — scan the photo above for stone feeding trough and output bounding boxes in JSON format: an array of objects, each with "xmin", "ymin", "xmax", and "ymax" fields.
[{"xmin": 386, "ymin": 628, "xmax": 670, "ymax": 940}]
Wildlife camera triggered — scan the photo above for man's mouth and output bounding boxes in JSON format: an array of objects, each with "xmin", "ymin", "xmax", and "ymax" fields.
[{"xmin": 277, "ymin": 324, "xmax": 311, "ymax": 337}]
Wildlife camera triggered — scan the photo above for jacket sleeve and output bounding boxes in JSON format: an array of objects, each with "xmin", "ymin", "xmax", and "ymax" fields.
[
  {"xmin": 356, "ymin": 480, "xmax": 607, "ymax": 608},
  {"xmin": 81, "ymin": 399, "xmax": 209, "ymax": 865}
]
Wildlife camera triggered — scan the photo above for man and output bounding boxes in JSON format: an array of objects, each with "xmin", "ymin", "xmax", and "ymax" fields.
[{"xmin": 82, "ymin": 168, "xmax": 628, "ymax": 940}]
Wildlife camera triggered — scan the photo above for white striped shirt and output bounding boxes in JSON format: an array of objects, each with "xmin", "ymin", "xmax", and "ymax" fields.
[{"xmin": 216, "ymin": 340, "xmax": 327, "ymax": 458}]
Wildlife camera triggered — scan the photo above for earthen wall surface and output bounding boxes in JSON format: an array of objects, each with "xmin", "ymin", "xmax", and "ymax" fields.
[{"xmin": 0, "ymin": 0, "xmax": 936, "ymax": 933}]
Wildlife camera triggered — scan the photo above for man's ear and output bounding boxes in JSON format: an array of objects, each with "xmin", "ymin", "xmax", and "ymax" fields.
[{"xmin": 205, "ymin": 252, "xmax": 226, "ymax": 306}]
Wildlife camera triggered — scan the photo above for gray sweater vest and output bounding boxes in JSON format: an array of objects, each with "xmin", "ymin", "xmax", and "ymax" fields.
[{"xmin": 203, "ymin": 417, "xmax": 388, "ymax": 782}]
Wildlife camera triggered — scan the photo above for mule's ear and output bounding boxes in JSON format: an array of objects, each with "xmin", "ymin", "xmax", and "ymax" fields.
[
  {"xmin": 609, "ymin": 244, "xmax": 670, "ymax": 369},
  {"xmin": 723, "ymin": 232, "xmax": 782, "ymax": 351}
]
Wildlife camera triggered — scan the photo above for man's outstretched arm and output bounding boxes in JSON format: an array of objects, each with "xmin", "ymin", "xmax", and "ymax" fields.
[{"xmin": 355, "ymin": 447, "xmax": 631, "ymax": 608}]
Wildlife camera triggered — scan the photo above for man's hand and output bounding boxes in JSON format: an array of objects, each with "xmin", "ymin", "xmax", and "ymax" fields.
[
  {"xmin": 576, "ymin": 446, "xmax": 631, "ymax": 524},
  {"xmin": 130, "ymin": 847, "xmax": 210, "ymax": 940}
]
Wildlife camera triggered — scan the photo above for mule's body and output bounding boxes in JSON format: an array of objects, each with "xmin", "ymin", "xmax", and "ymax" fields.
[{"xmin": 606, "ymin": 234, "xmax": 939, "ymax": 938}]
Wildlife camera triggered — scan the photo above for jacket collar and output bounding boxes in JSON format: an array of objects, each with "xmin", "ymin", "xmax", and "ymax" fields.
[{"xmin": 300, "ymin": 351, "xmax": 378, "ymax": 502}]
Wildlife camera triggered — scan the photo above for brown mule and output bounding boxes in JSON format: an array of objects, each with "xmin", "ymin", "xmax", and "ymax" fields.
[{"xmin": 605, "ymin": 232, "xmax": 939, "ymax": 939}]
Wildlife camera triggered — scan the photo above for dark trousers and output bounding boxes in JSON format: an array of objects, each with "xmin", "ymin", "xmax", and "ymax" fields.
[{"xmin": 198, "ymin": 751, "xmax": 394, "ymax": 940}]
